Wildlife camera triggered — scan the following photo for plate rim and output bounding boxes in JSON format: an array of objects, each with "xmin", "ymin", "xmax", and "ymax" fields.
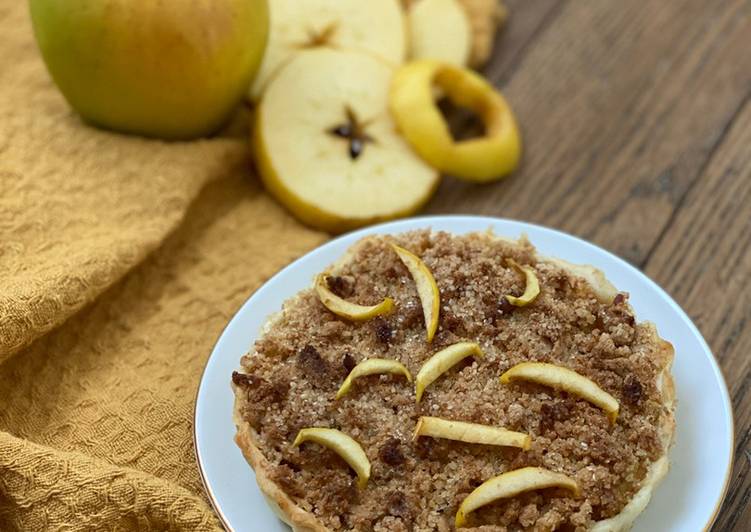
[{"xmin": 193, "ymin": 214, "xmax": 734, "ymax": 532}]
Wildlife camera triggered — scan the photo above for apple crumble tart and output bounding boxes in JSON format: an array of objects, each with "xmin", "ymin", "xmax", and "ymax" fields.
[{"xmin": 232, "ymin": 230, "xmax": 675, "ymax": 531}]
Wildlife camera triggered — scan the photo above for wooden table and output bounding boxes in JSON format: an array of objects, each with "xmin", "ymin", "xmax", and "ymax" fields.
[{"xmin": 428, "ymin": 1, "xmax": 751, "ymax": 529}]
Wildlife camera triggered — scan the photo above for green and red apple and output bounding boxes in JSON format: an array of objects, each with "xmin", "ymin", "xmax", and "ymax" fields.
[{"xmin": 29, "ymin": 0, "xmax": 269, "ymax": 139}]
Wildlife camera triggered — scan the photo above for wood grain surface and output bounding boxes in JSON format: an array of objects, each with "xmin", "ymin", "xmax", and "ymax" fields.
[{"xmin": 431, "ymin": 0, "xmax": 751, "ymax": 529}]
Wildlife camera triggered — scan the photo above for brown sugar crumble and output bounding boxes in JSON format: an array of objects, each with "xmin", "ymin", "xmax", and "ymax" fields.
[
  {"xmin": 327, "ymin": 274, "xmax": 355, "ymax": 298},
  {"xmin": 233, "ymin": 230, "xmax": 673, "ymax": 531}
]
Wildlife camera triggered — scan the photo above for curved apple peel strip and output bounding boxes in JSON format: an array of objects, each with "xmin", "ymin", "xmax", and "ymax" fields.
[
  {"xmin": 415, "ymin": 342, "xmax": 483, "ymax": 402},
  {"xmin": 501, "ymin": 362, "xmax": 620, "ymax": 423},
  {"xmin": 390, "ymin": 243, "xmax": 440, "ymax": 341},
  {"xmin": 504, "ymin": 259, "xmax": 540, "ymax": 306},
  {"xmin": 413, "ymin": 416, "xmax": 531, "ymax": 450},
  {"xmin": 389, "ymin": 61, "xmax": 521, "ymax": 182},
  {"xmin": 336, "ymin": 358, "xmax": 413, "ymax": 399},
  {"xmin": 315, "ymin": 274, "xmax": 394, "ymax": 321},
  {"xmin": 455, "ymin": 467, "xmax": 580, "ymax": 527},
  {"xmin": 293, "ymin": 428, "xmax": 371, "ymax": 488}
]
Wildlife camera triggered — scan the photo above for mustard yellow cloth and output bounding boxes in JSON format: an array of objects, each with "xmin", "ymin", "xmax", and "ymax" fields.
[{"xmin": 0, "ymin": 3, "xmax": 326, "ymax": 529}]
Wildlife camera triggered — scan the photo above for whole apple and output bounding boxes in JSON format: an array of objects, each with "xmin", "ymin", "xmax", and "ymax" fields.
[{"xmin": 29, "ymin": 0, "xmax": 268, "ymax": 139}]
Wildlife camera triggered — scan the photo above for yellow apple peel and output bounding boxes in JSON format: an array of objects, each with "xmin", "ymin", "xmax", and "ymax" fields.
[
  {"xmin": 336, "ymin": 358, "xmax": 413, "ymax": 399},
  {"xmin": 501, "ymin": 362, "xmax": 620, "ymax": 423},
  {"xmin": 456, "ymin": 467, "xmax": 579, "ymax": 527},
  {"xmin": 315, "ymin": 274, "xmax": 394, "ymax": 321},
  {"xmin": 390, "ymin": 244, "xmax": 440, "ymax": 341},
  {"xmin": 504, "ymin": 259, "xmax": 540, "ymax": 306},
  {"xmin": 413, "ymin": 416, "xmax": 531, "ymax": 450},
  {"xmin": 415, "ymin": 342, "xmax": 483, "ymax": 402},
  {"xmin": 293, "ymin": 428, "xmax": 371, "ymax": 488}
]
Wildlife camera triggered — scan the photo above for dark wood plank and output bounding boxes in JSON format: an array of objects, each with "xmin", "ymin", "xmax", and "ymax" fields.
[
  {"xmin": 442, "ymin": 0, "xmax": 564, "ymax": 138},
  {"xmin": 641, "ymin": 99, "xmax": 751, "ymax": 531},
  {"xmin": 429, "ymin": 0, "xmax": 751, "ymax": 266},
  {"xmin": 484, "ymin": 0, "xmax": 564, "ymax": 81}
]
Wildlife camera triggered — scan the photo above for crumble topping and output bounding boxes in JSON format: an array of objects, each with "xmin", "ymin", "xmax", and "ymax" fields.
[{"xmin": 233, "ymin": 230, "xmax": 672, "ymax": 531}]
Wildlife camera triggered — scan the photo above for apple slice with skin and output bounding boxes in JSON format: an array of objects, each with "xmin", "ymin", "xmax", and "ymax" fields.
[
  {"xmin": 254, "ymin": 49, "xmax": 439, "ymax": 233},
  {"xmin": 413, "ymin": 416, "xmax": 531, "ymax": 450},
  {"xmin": 293, "ymin": 428, "xmax": 371, "ymax": 488},
  {"xmin": 390, "ymin": 244, "xmax": 440, "ymax": 342},
  {"xmin": 315, "ymin": 274, "xmax": 394, "ymax": 321},
  {"xmin": 248, "ymin": 0, "xmax": 406, "ymax": 100},
  {"xmin": 389, "ymin": 60, "xmax": 521, "ymax": 182},
  {"xmin": 455, "ymin": 467, "xmax": 580, "ymax": 527},
  {"xmin": 505, "ymin": 258, "xmax": 540, "ymax": 306},
  {"xmin": 501, "ymin": 362, "xmax": 620, "ymax": 423},
  {"xmin": 336, "ymin": 358, "xmax": 412, "ymax": 399},
  {"xmin": 407, "ymin": 0, "xmax": 472, "ymax": 66},
  {"xmin": 415, "ymin": 342, "xmax": 483, "ymax": 402}
]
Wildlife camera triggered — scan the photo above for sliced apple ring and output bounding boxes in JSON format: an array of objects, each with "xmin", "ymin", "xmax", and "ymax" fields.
[
  {"xmin": 336, "ymin": 358, "xmax": 413, "ymax": 399},
  {"xmin": 407, "ymin": 0, "xmax": 472, "ymax": 66},
  {"xmin": 389, "ymin": 60, "xmax": 521, "ymax": 183},
  {"xmin": 315, "ymin": 274, "xmax": 394, "ymax": 321},
  {"xmin": 415, "ymin": 342, "xmax": 483, "ymax": 402},
  {"xmin": 248, "ymin": 0, "xmax": 407, "ymax": 100},
  {"xmin": 500, "ymin": 362, "xmax": 620, "ymax": 423},
  {"xmin": 254, "ymin": 49, "xmax": 439, "ymax": 233},
  {"xmin": 455, "ymin": 467, "xmax": 580, "ymax": 527},
  {"xmin": 504, "ymin": 258, "xmax": 540, "ymax": 307},
  {"xmin": 390, "ymin": 244, "xmax": 440, "ymax": 341},
  {"xmin": 413, "ymin": 416, "xmax": 531, "ymax": 450},
  {"xmin": 293, "ymin": 428, "xmax": 371, "ymax": 488}
]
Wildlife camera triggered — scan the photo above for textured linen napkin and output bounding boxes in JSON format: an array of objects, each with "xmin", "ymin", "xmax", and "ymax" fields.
[{"xmin": 0, "ymin": 3, "xmax": 326, "ymax": 529}]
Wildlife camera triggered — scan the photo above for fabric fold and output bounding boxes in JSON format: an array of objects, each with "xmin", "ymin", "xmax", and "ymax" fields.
[
  {"xmin": 0, "ymin": 2, "xmax": 327, "ymax": 528},
  {"xmin": 0, "ymin": 431, "xmax": 221, "ymax": 531},
  {"xmin": 0, "ymin": 0, "xmax": 251, "ymax": 361}
]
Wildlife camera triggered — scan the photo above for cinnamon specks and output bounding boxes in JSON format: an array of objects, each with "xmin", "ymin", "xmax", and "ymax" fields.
[
  {"xmin": 297, "ymin": 344, "xmax": 329, "ymax": 380},
  {"xmin": 622, "ymin": 374, "xmax": 643, "ymax": 405},
  {"xmin": 379, "ymin": 437, "xmax": 405, "ymax": 466}
]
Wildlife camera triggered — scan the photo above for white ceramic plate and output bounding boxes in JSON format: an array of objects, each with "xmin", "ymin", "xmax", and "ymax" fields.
[{"xmin": 194, "ymin": 216, "xmax": 733, "ymax": 532}]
